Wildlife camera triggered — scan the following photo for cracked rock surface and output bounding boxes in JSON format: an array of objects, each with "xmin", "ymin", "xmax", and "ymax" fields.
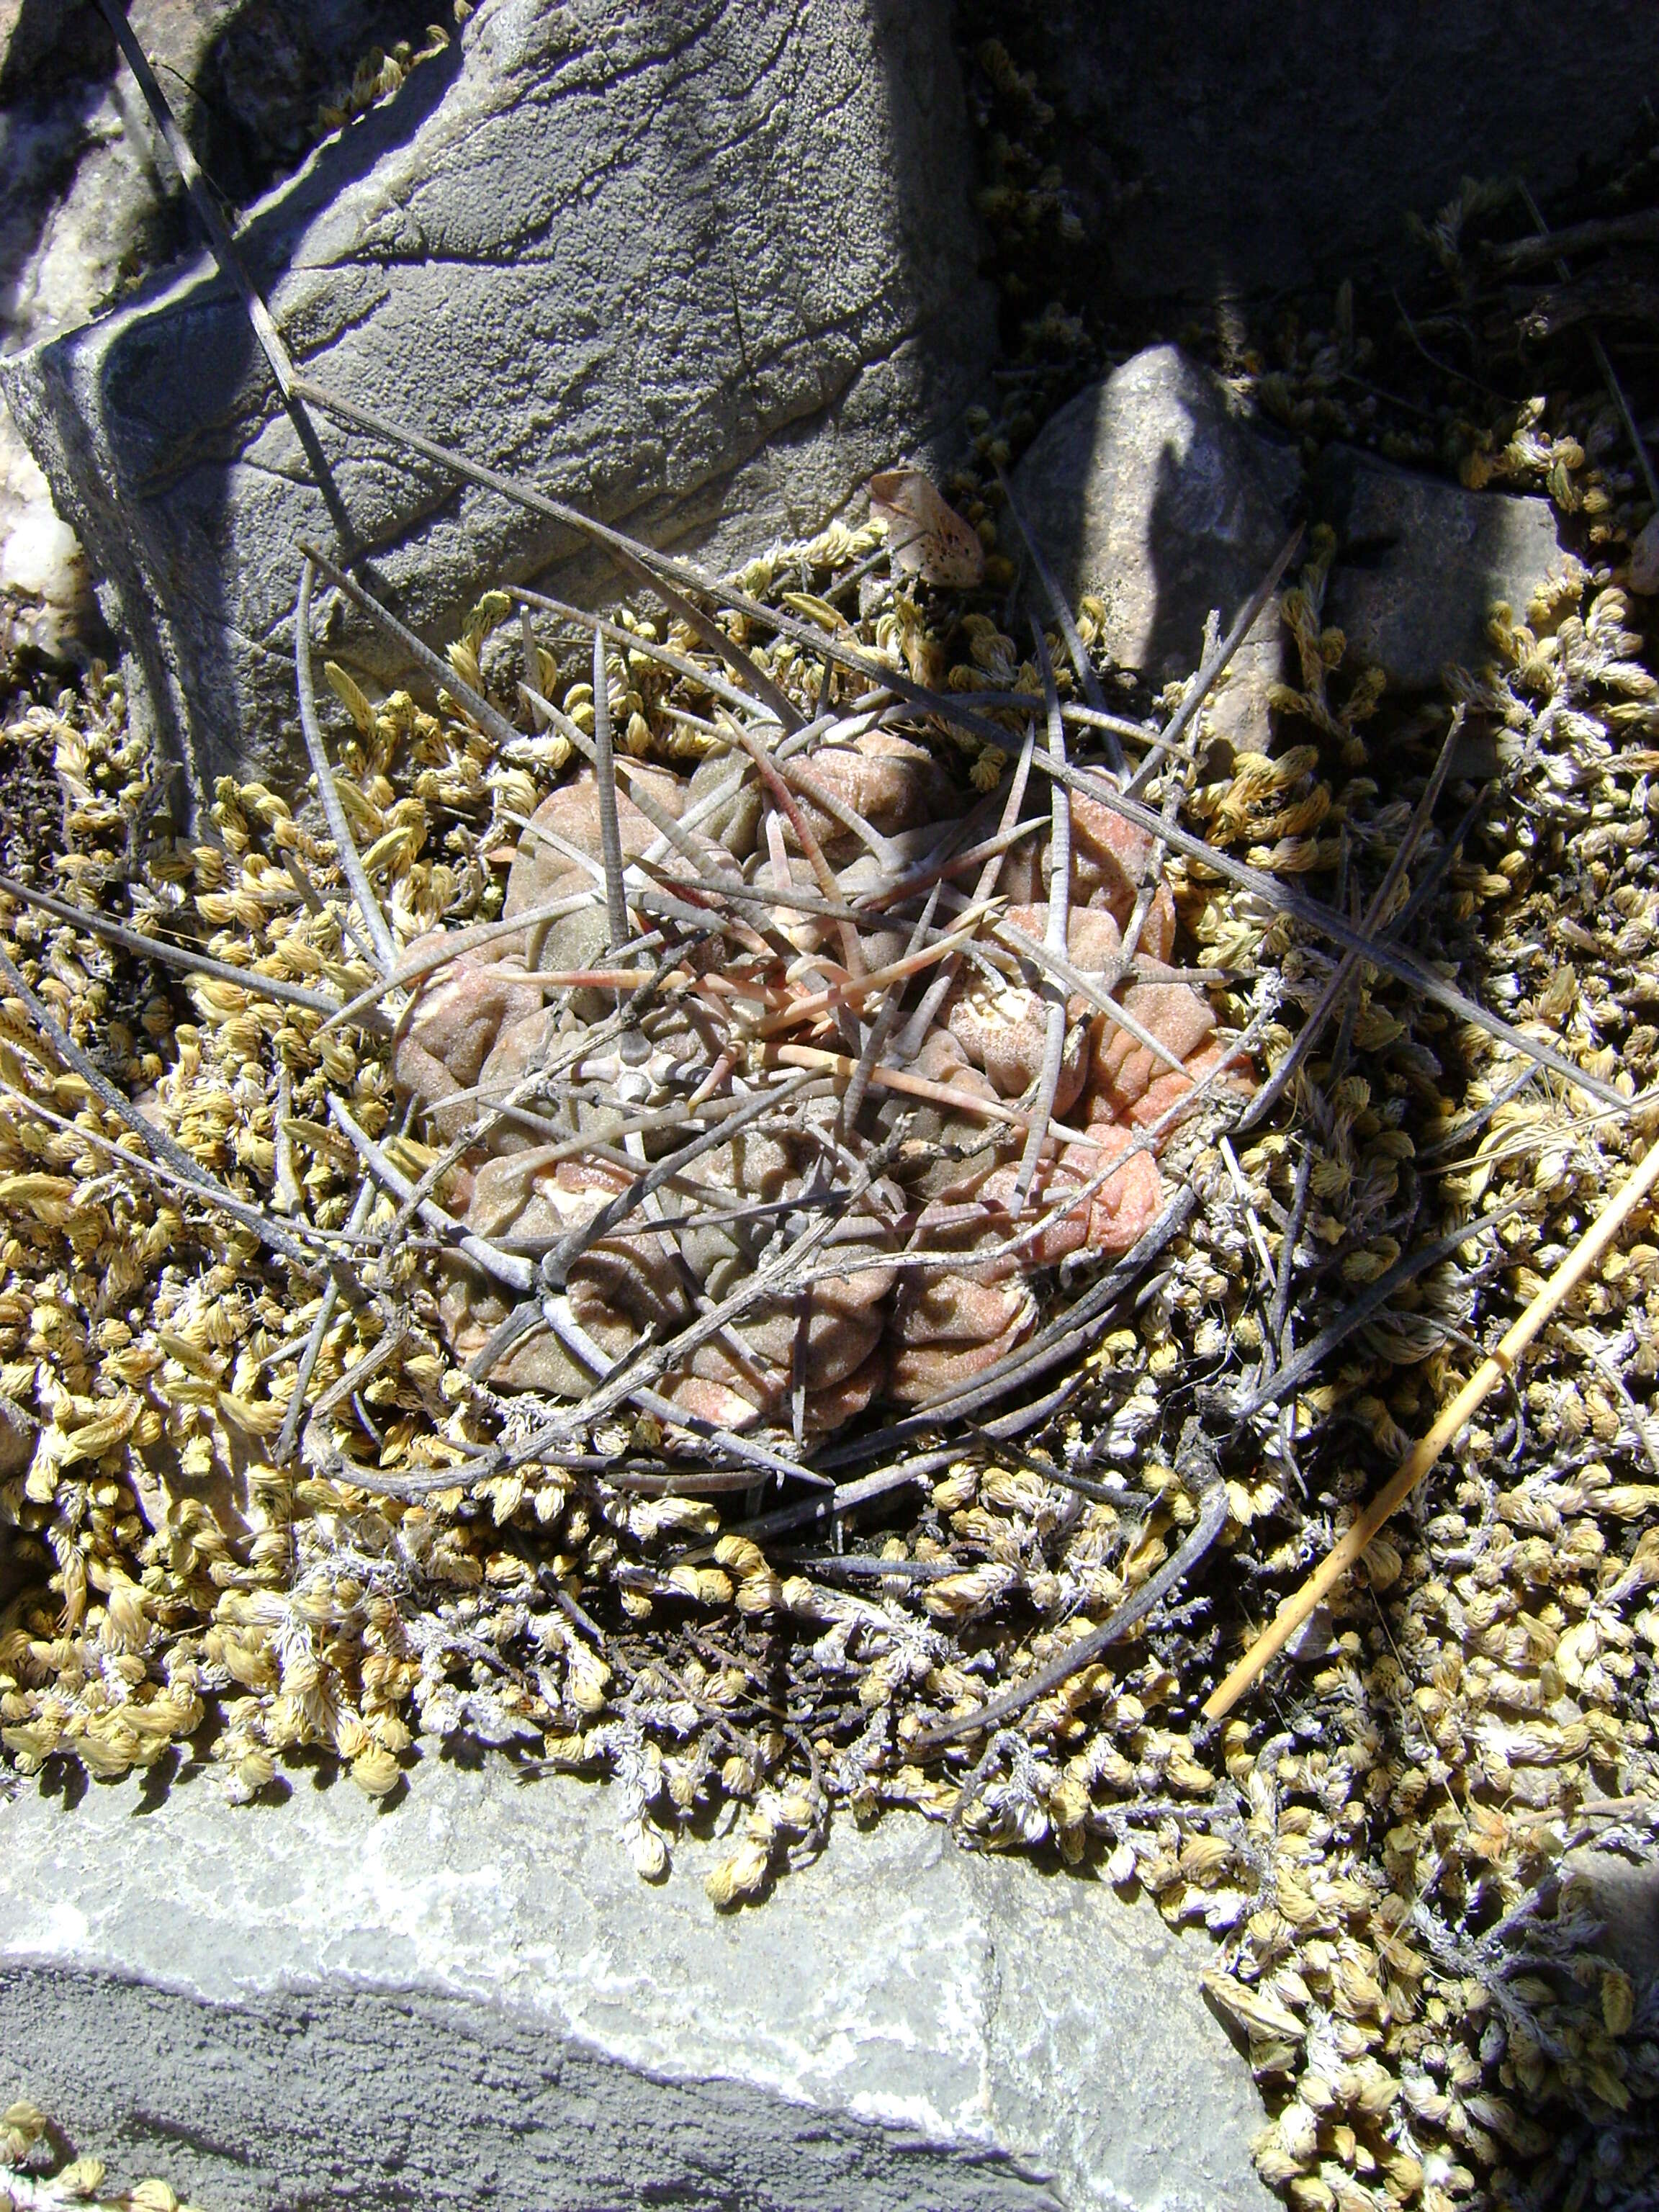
[
  {"xmin": 1, "ymin": 0, "xmax": 994, "ymax": 793},
  {"xmin": 0, "ymin": 0, "xmax": 443, "ymax": 663},
  {"xmin": 0, "ymin": 1755, "xmax": 1273, "ymax": 2211}
]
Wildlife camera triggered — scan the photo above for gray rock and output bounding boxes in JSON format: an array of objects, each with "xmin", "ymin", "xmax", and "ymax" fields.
[
  {"xmin": 1, "ymin": 0, "xmax": 994, "ymax": 799},
  {"xmin": 0, "ymin": 0, "xmax": 445, "ymax": 662},
  {"xmin": 1321, "ymin": 444, "xmax": 1568, "ymax": 693},
  {"xmin": 0, "ymin": 21, "xmax": 158, "ymax": 658},
  {"xmin": 1009, "ymin": 346, "xmax": 1300, "ymax": 712},
  {"xmin": 0, "ymin": 1, "xmax": 461, "ymax": 330},
  {"xmin": 0, "ymin": 1755, "xmax": 1274, "ymax": 2212}
]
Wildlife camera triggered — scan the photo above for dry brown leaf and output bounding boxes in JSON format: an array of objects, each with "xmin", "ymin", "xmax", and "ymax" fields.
[{"xmin": 870, "ymin": 469, "xmax": 985, "ymax": 587}]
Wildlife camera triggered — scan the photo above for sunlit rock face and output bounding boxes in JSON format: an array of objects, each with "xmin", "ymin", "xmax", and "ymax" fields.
[{"xmin": 1, "ymin": 0, "xmax": 995, "ymax": 790}]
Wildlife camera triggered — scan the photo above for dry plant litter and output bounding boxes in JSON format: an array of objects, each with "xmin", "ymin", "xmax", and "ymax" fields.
[{"xmin": 5, "ymin": 22, "xmax": 1659, "ymax": 2212}]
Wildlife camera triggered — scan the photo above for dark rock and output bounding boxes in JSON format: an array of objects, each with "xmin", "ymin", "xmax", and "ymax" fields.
[
  {"xmin": 1009, "ymin": 344, "xmax": 1300, "ymax": 718},
  {"xmin": 1, "ymin": 0, "xmax": 994, "ymax": 799},
  {"xmin": 1320, "ymin": 444, "xmax": 1568, "ymax": 693},
  {"xmin": 1563, "ymin": 1845, "xmax": 1659, "ymax": 2002},
  {"xmin": 974, "ymin": 1, "xmax": 1659, "ymax": 306}
]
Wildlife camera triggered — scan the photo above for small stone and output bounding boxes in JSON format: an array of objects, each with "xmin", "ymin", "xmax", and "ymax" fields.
[
  {"xmin": 1629, "ymin": 512, "xmax": 1659, "ymax": 596},
  {"xmin": 1562, "ymin": 1845, "xmax": 1659, "ymax": 2005},
  {"xmin": 1283, "ymin": 1605, "xmax": 1335, "ymax": 1663},
  {"xmin": 1319, "ymin": 445, "xmax": 1566, "ymax": 693},
  {"xmin": 1009, "ymin": 344, "xmax": 1300, "ymax": 689}
]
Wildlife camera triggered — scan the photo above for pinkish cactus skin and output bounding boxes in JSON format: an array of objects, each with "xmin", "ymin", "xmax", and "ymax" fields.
[
  {"xmin": 503, "ymin": 763, "xmax": 686, "ymax": 916},
  {"xmin": 401, "ymin": 737, "xmax": 1250, "ymax": 1437},
  {"xmin": 783, "ymin": 732, "xmax": 956, "ymax": 858},
  {"xmin": 945, "ymin": 979, "xmax": 1092, "ymax": 1112},
  {"xmin": 392, "ymin": 939, "xmax": 544, "ymax": 1142}
]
